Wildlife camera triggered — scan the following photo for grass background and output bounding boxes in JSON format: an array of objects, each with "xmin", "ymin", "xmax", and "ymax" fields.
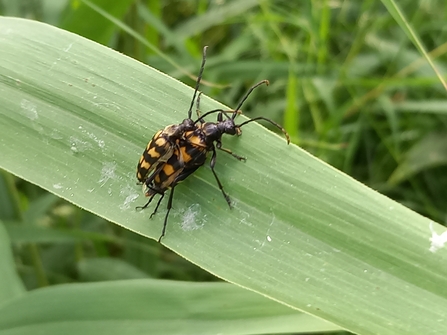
[{"xmin": 1, "ymin": 1, "xmax": 447, "ymax": 334}]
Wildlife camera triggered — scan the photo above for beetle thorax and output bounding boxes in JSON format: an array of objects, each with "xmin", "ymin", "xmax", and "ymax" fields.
[
  {"xmin": 162, "ymin": 124, "xmax": 182, "ymax": 137},
  {"xmin": 162, "ymin": 118, "xmax": 196, "ymax": 139},
  {"xmin": 180, "ymin": 118, "xmax": 195, "ymax": 131},
  {"xmin": 218, "ymin": 119, "xmax": 237, "ymax": 136}
]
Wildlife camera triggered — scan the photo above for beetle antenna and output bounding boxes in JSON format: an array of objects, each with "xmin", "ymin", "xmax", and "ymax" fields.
[
  {"xmin": 187, "ymin": 46, "xmax": 208, "ymax": 119},
  {"xmin": 232, "ymin": 80, "xmax": 269, "ymax": 120},
  {"xmin": 194, "ymin": 109, "xmax": 233, "ymax": 124},
  {"xmin": 237, "ymin": 116, "xmax": 290, "ymax": 144}
]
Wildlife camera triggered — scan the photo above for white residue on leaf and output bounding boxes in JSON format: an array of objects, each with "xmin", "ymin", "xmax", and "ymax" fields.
[
  {"xmin": 234, "ymin": 205, "xmax": 252, "ymax": 227},
  {"xmin": 92, "ymin": 102, "xmax": 121, "ymax": 113},
  {"xmin": 49, "ymin": 128, "xmax": 64, "ymax": 140},
  {"xmin": 69, "ymin": 136, "xmax": 92, "ymax": 153},
  {"xmin": 255, "ymin": 214, "xmax": 276, "ymax": 249},
  {"xmin": 119, "ymin": 185, "xmax": 139, "ymax": 210},
  {"xmin": 84, "ymin": 129, "xmax": 105, "ymax": 149},
  {"xmin": 70, "ymin": 125, "xmax": 106, "ymax": 153},
  {"xmin": 181, "ymin": 204, "xmax": 205, "ymax": 231},
  {"xmin": 78, "ymin": 126, "xmax": 106, "ymax": 150},
  {"xmin": 49, "ymin": 43, "xmax": 74, "ymax": 72},
  {"xmin": 53, "ymin": 183, "xmax": 63, "ymax": 189},
  {"xmin": 64, "ymin": 43, "xmax": 74, "ymax": 52},
  {"xmin": 429, "ymin": 221, "xmax": 447, "ymax": 253},
  {"xmin": 98, "ymin": 162, "xmax": 117, "ymax": 186},
  {"xmin": 20, "ymin": 99, "xmax": 38, "ymax": 120}
]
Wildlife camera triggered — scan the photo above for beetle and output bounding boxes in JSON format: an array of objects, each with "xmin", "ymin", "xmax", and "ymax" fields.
[
  {"xmin": 138, "ymin": 80, "xmax": 290, "ymax": 242},
  {"xmin": 137, "ymin": 46, "xmax": 214, "ymax": 184},
  {"xmin": 183, "ymin": 81, "xmax": 289, "ymax": 206},
  {"xmin": 138, "ymin": 138, "xmax": 207, "ymax": 242}
]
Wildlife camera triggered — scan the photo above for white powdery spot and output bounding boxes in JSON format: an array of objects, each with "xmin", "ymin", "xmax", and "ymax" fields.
[
  {"xmin": 234, "ymin": 206, "xmax": 252, "ymax": 227},
  {"xmin": 53, "ymin": 183, "xmax": 63, "ymax": 189},
  {"xmin": 181, "ymin": 204, "xmax": 205, "ymax": 231},
  {"xmin": 85, "ymin": 130, "xmax": 105, "ymax": 149},
  {"xmin": 254, "ymin": 215, "xmax": 276, "ymax": 249},
  {"xmin": 429, "ymin": 221, "xmax": 447, "ymax": 253},
  {"xmin": 119, "ymin": 185, "xmax": 139, "ymax": 210},
  {"xmin": 50, "ymin": 128, "xmax": 64, "ymax": 140},
  {"xmin": 98, "ymin": 162, "xmax": 117, "ymax": 186},
  {"xmin": 64, "ymin": 43, "xmax": 74, "ymax": 52},
  {"xmin": 70, "ymin": 136, "xmax": 92, "ymax": 153},
  {"xmin": 20, "ymin": 99, "xmax": 38, "ymax": 120},
  {"xmin": 77, "ymin": 126, "xmax": 106, "ymax": 150}
]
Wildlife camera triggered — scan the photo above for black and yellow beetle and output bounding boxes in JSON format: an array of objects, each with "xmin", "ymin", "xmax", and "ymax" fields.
[
  {"xmin": 136, "ymin": 46, "xmax": 210, "ymax": 184},
  {"xmin": 139, "ymin": 80, "xmax": 290, "ymax": 242},
  {"xmin": 138, "ymin": 138, "xmax": 207, "ymax": 242}
]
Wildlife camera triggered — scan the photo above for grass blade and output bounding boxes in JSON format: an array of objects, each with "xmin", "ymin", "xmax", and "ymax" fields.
[{"xmin": 1, "ymin": 17, "xmax": 447, "ymax": 335}]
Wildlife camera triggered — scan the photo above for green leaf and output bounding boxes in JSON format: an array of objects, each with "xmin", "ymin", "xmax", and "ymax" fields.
[
  {"xmin": 59, "ymin": 0, "xmax": 134, "ymax": 44},
  {"xmin": 0, "ymin": 171, "xmax": 21, "ymax": 221},
  {"xmin": 0, "ymin": 221, "xmax": 25, "ymax": 306},
  {"xmin": 174, "ymin": 0, "xmax": 260, "ymax": 39},
  {"xmin": 390, "ymin": 132, "xmax": 447, "ymax": 184},
  {"xmin": 380, "ymin": 0, "xmax": 447, "ymax": 90},
  {"xmin": 0, "ymin": 280, "xmax": 338, "ymax": 334},
  {"xmin": 77, "ymin": 258, "xmax": 150, "ymax": 281},
  {"xmin": 394, "ymin": 100, "xmax": 447, "ymax": 114},
  {"xmin": 1, "ymin": 17, "xmax": 447, "ymax": 335},
  {"xmin": 4, "ymin": 223, "xmax": 81, "ymax": 244}
]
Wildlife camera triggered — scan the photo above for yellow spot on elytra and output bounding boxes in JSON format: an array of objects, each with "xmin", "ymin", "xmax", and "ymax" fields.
[
  {"xmin": 148, "ymin": 147, "xmax": 160, "ymax": 158},
  {"xmin": 180, "ymin": 146, "xmax": 192, "ymax": 163},
  {"xmin": 155, "ymin": 138, "xmax": 166, "ymax": 147},
  {"xmin": 189, "ymin": 135, "xmax": 201, "ymax": 146},
  {"xmin": 163, "ymin": 164, "xmax": 175, "ymax": 177}
]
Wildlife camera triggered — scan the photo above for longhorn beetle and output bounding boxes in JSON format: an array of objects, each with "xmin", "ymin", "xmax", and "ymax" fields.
[
  {"xmin": 138, "ymin": 80, "xmax": 290, "ymax": 242},
  {"xmin": 136, "ymin": 46, "xmax": 222, "ymax": 185}
]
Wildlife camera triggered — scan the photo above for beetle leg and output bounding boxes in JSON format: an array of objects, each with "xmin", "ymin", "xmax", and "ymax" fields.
[
  {"xmin": 216, "ymin": 139, "xmax": 246, "ymax": 161},
  {"xmin": 158, "ymin": 186, "xmax": 176, "ymax": 242},
  {"xmin": 150, "ymin": 192, "xmax": 165, "ymax": 219},
  {"xmin": 210, "ymin": 145, "xmax": 232, "ymax": 208},
  {"xmin": 136, "ymin": 192, "xmax": 157, "ymax": 211}
]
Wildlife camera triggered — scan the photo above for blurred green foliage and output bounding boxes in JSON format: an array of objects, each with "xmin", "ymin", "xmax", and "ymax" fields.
[{"xmin": 1, "ymin": 0, "xmax": 446, "ymax": 334}]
